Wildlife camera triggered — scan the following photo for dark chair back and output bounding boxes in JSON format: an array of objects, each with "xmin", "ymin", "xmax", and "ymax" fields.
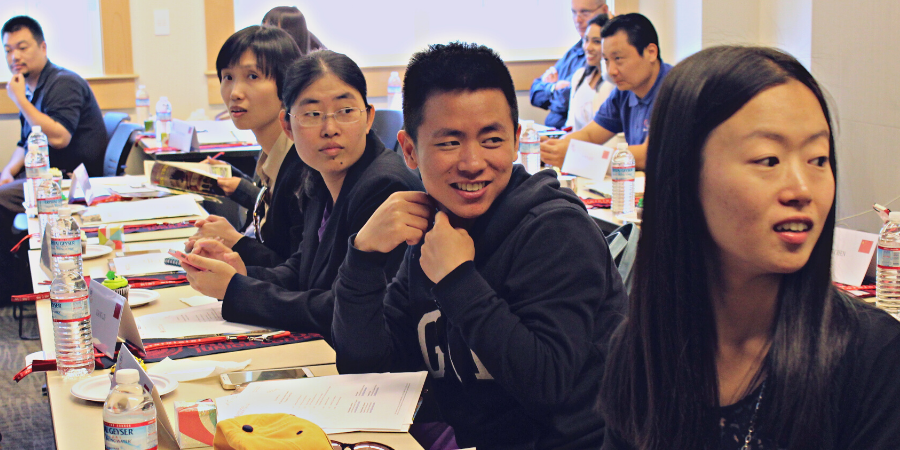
[
  {"xmin": 103, "ymin": 123, "xmax": 143, "ymax": 176},
  {"xmin": 103, "ymin": 112, "xmax": 130, "ymax": 140},
  {"xmin": 372, "ymin": 109, "xmax": 403, "ymax": 152}
]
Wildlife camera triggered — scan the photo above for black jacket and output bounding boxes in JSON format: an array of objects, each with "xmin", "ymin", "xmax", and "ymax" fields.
[
  {"xmin": 333, "ymin": 166, "xmax": 628, "ymax": 449},
  {"xmin": 231, "ymin": 148, "xmax": 306, "ymax": 267},
  {"xmin": 221, "ymin": 134, "xmax": 424, "ymax": 342}
]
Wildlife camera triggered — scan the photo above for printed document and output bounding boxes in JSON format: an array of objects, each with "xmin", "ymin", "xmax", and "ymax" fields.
[{"xmin": 135, "ymin": 302, "xmax": 262, "ymax": 339}]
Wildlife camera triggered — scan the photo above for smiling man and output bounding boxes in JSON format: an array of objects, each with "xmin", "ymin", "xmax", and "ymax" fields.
[
  {"xmin": 332, "ymin": 42, "xmax": 627, "ymax": 449},
  {"xmin": 540, "ymin": 13, "xmax": 670, "ymax": 170}
]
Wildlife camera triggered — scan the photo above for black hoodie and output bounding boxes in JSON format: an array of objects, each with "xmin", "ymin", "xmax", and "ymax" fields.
[{"xmin": 334, "ymin": 165, "xmax": 628, "ymax": 449}]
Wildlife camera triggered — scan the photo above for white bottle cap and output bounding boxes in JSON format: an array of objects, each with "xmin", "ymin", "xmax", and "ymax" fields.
[
  {"xmin": 32, "ymin": 125, "xmax": 41, "ymax": 134},
  {"xmin": 616, "ymin": 142, "xmax": 628, "ymax": 151},
  {"xmin": 523, "ymin": 120, "xmax": 534, "ymax": 127},
  {"xmin": 890, "ymin": 211, "xmax": 900, "ymax": 222},
  {"xmin": 115, "ymin": 369, "xmax": 140, "ymax": 384},
  {"xmin": 138, "ymin": 84, "xmax": 146, "ymax": 89}
]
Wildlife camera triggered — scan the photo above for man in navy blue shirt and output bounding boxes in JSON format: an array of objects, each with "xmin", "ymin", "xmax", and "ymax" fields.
[
  {"xmin": 541, "ymin": 13, "xmax": 671, "ymax": 170},
  {"xmin": 529, "ymin": 0, "xmax": 609, "ymax": 130}
]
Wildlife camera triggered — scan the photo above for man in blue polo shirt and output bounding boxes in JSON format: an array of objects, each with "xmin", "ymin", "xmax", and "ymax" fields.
[
  {"xmin": 529, "ymin": 0, "xmax": 609, "ymax": 130},
  {"xmin": 541, "ymin": 13, "xmax": 670, "ymax": 170}
]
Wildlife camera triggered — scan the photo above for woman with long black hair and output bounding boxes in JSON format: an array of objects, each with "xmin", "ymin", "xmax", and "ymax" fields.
[{"xmin": 600, "ymin": 46, "xmax": 900, "ymax": 450}]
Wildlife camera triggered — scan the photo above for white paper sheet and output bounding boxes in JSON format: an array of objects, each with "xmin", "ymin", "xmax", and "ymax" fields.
[
  {"xmin": 81, "ymin": 194, "xmax": 202, "ymax": 224},
  {"xmin": 148, "ymin": 357, "xmax": 251, "ymax": 382},
  {"xmin": 214, "ymin": 372, "xmax": 427, "ymax": 434},
  {"xmin": 126, "ymin": 242, "xmax": 184, "ymax": 253},
  {"xmin": 135, "ymin": 302, "xmax": 263, "ymax": 339},
  {"xmin": 180, "ymin": 295, "xmax": 219, "ymax": 307},
  {"xmin": 113, "ymin": 253, "xmax": 181, "ymax": 277}
]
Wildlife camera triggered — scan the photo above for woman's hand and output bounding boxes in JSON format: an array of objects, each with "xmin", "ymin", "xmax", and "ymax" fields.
[
  {"xmin": 185, "ymin": 215, "xmax": 243, "ymax": 250},
  {"xmin": 216, "ymin": 177, "xmax": 241, "ymax": 196},
  {"xmin": 182, "ymin": 252, "xmax": 239, "ymax": 299},
  {"xmin": 189, "ymin": 238, "xmax": 247, "ymax": 276}
]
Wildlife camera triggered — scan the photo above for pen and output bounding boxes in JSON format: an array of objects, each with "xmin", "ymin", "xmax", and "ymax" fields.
[{"xmin": 211, "ymin": 151, "xmax": 225, "ymax": 160}]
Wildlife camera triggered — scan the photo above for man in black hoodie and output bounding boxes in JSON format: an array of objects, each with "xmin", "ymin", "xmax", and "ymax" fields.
[{"xmin": 332, "ymin": 42, "xmax": 628, "ymax": 449}]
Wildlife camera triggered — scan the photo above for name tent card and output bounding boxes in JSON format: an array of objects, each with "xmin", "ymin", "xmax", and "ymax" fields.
[
  {"xmin": 561, "ymin": 139, "xmax": 614, "ymax": 181},
  {"xmin": 67, "ymin": 163, "xmax": 95, "ymax": 205},
  {"xmin": 89, "ymin": 280, "xmax": 145, "ymax": 358},
  {"xmin": 39, "ymin": 222, "xmax": 53, "ymax": 278},
  {"xmin": 169, "ymin": 120, "xmax": 199, "ymax": 153},
  {"xmin": 832, "ymin": 227, "xmax": 878, "ymax": 286}
]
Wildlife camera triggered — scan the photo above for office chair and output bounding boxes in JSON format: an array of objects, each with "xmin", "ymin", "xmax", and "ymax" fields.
[{"xmin": 102, "ymin": 112, "xmax": 130, "ymax": 140}]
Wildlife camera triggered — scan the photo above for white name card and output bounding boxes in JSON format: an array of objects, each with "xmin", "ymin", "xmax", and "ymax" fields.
[
  {"xmin": 561, "ymin": 139, "xmax": 614, "ymax": 181},
  {"xmin": 832, "ymin": 227, "xmax": 878, "ymax": 286},
  {"xmin": 89, "ymin": 280, "xmax": 145, "ymax": 358}
]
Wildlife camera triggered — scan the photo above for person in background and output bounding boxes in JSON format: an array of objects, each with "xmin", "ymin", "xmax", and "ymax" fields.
[
  {"xmin": 566, "ymin": 13, "xmax": 614, "ymax": 131},
  {"xmin": 332, "ymin": 42, "xmax": 627, "ymax": 449},
  {"xmin": 529, "ymin": 0, "xmax": 608, "ymax": 130},
  {"xmin": 262, "ymin": 6, "xmax": 325, "ymax": 56},
  {"xmin": 187, "ymin": 26, "xmax": 304, "ymax": 268},
  {"xmin": 0, "ymin": 15, "xmax": 106, "ymax": 298},
  {"xmin": 541, "ymin": 13, "xmax": 669, "ymax": 170},
  {"xmin": 599, "ymin": 46, "xmax": 900, "ymax": 450},
  {"xmin": 181, "ymin": 51, "xmax": 423, "ymax": 341}
]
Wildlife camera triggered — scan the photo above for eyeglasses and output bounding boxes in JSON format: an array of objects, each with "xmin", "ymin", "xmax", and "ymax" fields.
[
  {"xmin": 288, "ymin": 106, "xmax": 369, "ymax": 127},
  {"xmin": 253, "ymin": 185, "xmax": 269, "ymax": 243},
  {"xmin": 330, "ymin": 441, "xmax": 395, "ymax": 450},
  {"xmin": 572, "ymin": 6, "xmax": 602, "ymax": 18}
]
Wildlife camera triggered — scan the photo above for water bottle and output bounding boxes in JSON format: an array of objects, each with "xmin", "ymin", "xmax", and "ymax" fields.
[
  {"xmin": 135, "ymin": 85, "xmax": 150, "ymax": 125},
  {"xmin": 611, "ymin": 142, "xmax": 635, "ymax": 216},
  {"xmin": 518, "ymin": 120, "xmax": 541, "ymax": 174},
  {"xmin": 155, "ymin": 96, "xmax": 173, "ymax": 146},
  {"xmin": 52, "ymin": 210, "xmax": 83, "ymax": 277},
  {"xmin": 23, "ymin": 143, "xmax": 48, "ymax": 209},
  {"xmin": 50, "ymin": 259, "xmax": 93, "ymax": 378},
  {"xmin": 103, "ymin": 369, "xmax": 158, "ymax": 450},
  {"xmin": 36, "ymin": 175, "xmax": 62, "ymax": 240},
  {"xmin": 387, "ymin": 71, "xmax": 402, "ymax": 110},
  {"xmin": 876, "ymin": 211, "xmax": 900, "ymax": 317},
  {"xmin": 27, "ymin": 125, "xmax": 49, "ymax": 158}
]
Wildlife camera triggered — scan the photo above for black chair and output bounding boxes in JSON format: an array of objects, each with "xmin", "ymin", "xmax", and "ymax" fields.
[
  {"xmin": 372, "ymin": 109, "xmax": 403, "ymax": 152},
  {"xmin": 103, "ymin": 122, "xmax": 143, "ymax": 176},
  {"xmin": 103, "ymin": 112, "xmax": 130, "ymax": 140}
]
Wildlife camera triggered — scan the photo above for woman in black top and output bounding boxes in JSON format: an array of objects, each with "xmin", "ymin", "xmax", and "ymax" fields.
[{"xmin": 599, "ymin": 46, "xmax": 900, "ymax": 450}]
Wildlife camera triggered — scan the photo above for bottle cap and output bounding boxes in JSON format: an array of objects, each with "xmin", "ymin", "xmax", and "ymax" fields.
[
  {"xmin": 523, "ymin": 120, "xmax": 534, "ymax": 127},
  {"xmin": 138, "ymin": 84, "xmax": 146, "ymax": 89},
  {"xmin": 890, "ymin": 211, "xmax": 900, "ymax": 221},
  {"xmin": 115, "ymin": 368, "xmax": 140, "ymax": 384},
  {"xmin": 616, "ymin": 142, "xmax": 628, "ymax": 151},
  {"xmin": 32, "ymin": 125, "xmax": 41, "ymax": 134}
]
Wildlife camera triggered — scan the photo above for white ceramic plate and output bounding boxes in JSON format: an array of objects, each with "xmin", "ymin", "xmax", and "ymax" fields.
[
  {"xmin": 83, "ymin": 244, "xmax": 113, "ymax": 260},
  {"xmin": 616, "ymin": 212, "xmax": 643, "ymax": 224},
  {"xmin": 71, "ymin": 373, "xmax": 177, "ymax": 402},
  {"xmin": 128, "ymin": 289, "xmax": 160, "ymax": 307}
]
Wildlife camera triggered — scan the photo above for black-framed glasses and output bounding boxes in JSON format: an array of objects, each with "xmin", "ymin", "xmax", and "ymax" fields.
[
  {"xmin": 253, "ymin": 185, "xmax": 269, "ymax": 243},
  {"xmin": 287, "ymin": 106, "xmax": 369, "ymax": 127},
  {"xmin": 330, "ymin": 441, "xmax": 395, "ymax": 450},
  {"xmin": 572, "ymin": 5, "xmax": 602, "ymax": 18}
]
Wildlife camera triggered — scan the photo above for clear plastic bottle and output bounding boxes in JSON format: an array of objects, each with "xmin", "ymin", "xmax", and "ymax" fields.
[
  {"xmin": 135, "ymin": 85, "xmax": 150, "ymax": 125},
  {"xmin": 103, "ymin": 369, "xmax": 158, "ymax": 450},
  {"xmin": 387, "ymin": 71, "xmax": 402, "ymax": 110},
  {"xmin": 611, "ymin": 142, "xmax": 635, "ymax": 216},
  {"xmin": 50, "ymin": 259, "xmax": 93, "ymax": 378},
  {"xmin": 36, "ymin": 174, "xmax": 62, "ymax": 240},
  {"xmin": 155, "ymin": 96, "xmax": 173, "ymax": 146},
  {"xmin": 518, "ymin": 120, "xmax": 541, "ymax": 174},
  {"xmin": 23, "ymin": 143, "xmax": 48, "ymax": 209},
  {"xmin": 52, "ymin": 210, "xmax": 83, "ymax": 277},
  {"xmin": 876, "ymin": 211, "xmax": 900, "ymax": 316},
  {"xmin": 27, "ymin": 125, "xmax": 49, "ymax": 158}
]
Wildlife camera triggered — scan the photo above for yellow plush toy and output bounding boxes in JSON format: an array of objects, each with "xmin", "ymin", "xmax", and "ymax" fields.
[{"xmin": 213, "ymin": 413, "xmax": 331, "ymax": 450}]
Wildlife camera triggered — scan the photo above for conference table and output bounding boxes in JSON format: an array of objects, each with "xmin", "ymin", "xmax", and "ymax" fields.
[{"xmin": 25, "ymin": 178, "xmax": 423, "ymax": 450}]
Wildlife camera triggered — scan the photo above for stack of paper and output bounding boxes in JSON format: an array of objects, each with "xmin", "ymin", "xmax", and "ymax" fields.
[
  {"xmin": 80, "ymin": 194, "xmax": 202, "ymax": 225},
  {"xmin": 113, "ymin": 253, "xmax": 182, "ymax": 277},
  {"xmin": 135, "ymin": 302, "xmax": 262, "ymax": 339},
  {"xmin": 215, "ymin": 372, "xmax": 428, "ymax": 434}
]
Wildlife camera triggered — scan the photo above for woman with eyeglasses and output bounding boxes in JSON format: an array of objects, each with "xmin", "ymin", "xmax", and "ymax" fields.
[
  {"xmin": 186, "ymin": 25, "xmax": 307, "ymax": 268},
  {"xmin": 181, "ymin": 50, "xmax": 424, "ymax": 341},
  {"xmin": 566, "ymin": 13, "xmax": 614, "ymax": 131},
  {"xmin": 599, "ymin": 46, "xmax": 900, "ymax": 450}
]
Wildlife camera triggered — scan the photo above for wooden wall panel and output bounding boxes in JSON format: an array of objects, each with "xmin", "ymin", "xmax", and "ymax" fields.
[
  {"xmin": 0, "ymin": 76, "xmax": 138, "ymax": 114},
  {"xmin": 205, "ymin": 0, "xmax": 235, "ymax": 74},
  {"xmin": 100, "ymin": 0, "xmax": 134, "ymax": 75}
]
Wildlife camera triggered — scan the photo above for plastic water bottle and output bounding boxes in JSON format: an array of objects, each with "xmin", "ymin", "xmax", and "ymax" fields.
[
  {"xmin": 23, "ymin": 143, "xmax": 48, "ymax": 209},
  {"xmin": 155, "ymin": 96, "xmax": 173, "ymax": 146},
  {"xmin": 36, "ymin": 175, "xmax": 62, "ymax": 240},
  {"xmin": 518, "ymin": 120, "xmax": 541, "ymax": 174},
  {"xmin": 135, "ymin": 85, "xmax": 150, "ymax": 124},
  {"xmin": 387, "ymin": 71, "xmax": 402, "ymax": 110},
  {"xmin": 876, "ymin": 211, "xmax": 900, "ymax": 317},
  {"xmin": 50, "ymin": 259, "xmax": 93, "ymax": 378},
  {"xmin": 52, "ymin": 210, "xmax": 83, "ymax": 276},
  {"xmin": 103, "ymin": 369, "xmax": 158, "ymax": 450},
  {"xmin": 27, "ymin": 125, "xmax": 49, "ymax": 158},
  {"xmin": 611, "ymin": 142, "xmax": 635, "ymax": 216}
]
